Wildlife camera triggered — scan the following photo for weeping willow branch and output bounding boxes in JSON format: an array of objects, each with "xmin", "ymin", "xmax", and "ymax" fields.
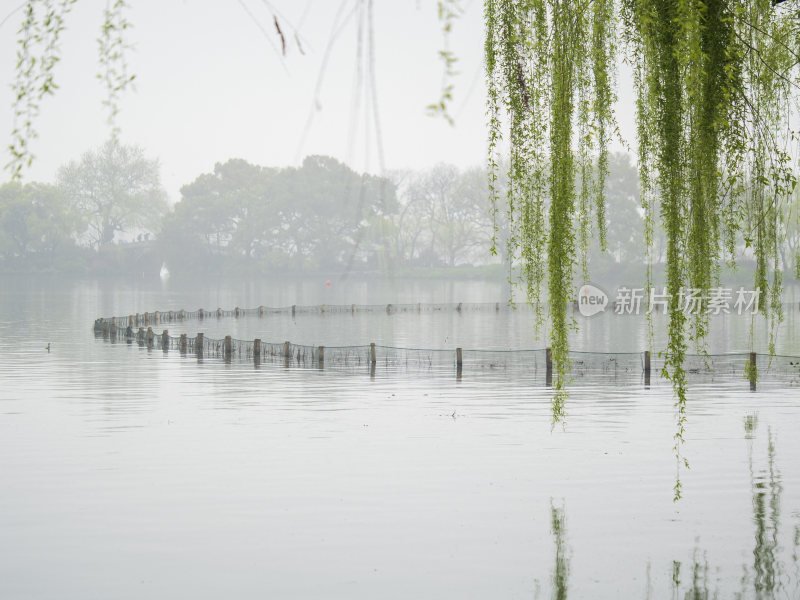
[
  {"xmin": 7, "ymin": 0, "xmax": 76, "ymax": 180},
  {"xmin": 486, "ymin": 0, "xmax": 616, "ymax": 422},
  {"xmin": 428, "ymin": 0, "xmax": 462, "ymax": 125},
  {"xmin": 487, "ymin": 0, "xmax": 800, "ymax": 497},
  {"xmin": 97, "ymin": 0, "xmax": 135, "ymax": 142}
]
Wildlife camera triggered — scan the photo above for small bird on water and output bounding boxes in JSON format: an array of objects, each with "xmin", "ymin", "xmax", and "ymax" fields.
[{"xmin": 46, "ymin": 343, "xmax": 50, "ymax": 352}]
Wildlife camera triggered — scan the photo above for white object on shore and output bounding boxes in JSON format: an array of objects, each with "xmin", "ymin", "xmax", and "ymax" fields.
[{"xmin": 159, "ymin": 262, "xmax": 170, "ymax": 280}]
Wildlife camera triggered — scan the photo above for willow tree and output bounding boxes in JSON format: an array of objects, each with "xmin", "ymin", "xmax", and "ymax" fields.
[{"xmin": 486, "ymin": 0, "xmax": 799, "ymax": 486}]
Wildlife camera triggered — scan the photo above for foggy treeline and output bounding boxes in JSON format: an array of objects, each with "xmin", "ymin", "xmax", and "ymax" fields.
[
  {"xmin": 3, "ymin": 140, "xmax": 791, "ymax": 281},
  {"xmin": 0, "ymin": 146, "xmax": 502, "ymax": 274}
]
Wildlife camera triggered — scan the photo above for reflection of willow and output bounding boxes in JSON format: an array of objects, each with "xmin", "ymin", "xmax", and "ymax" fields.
[
  {"xmin": 657, "ymin": 418, "xmax": 797, "ymax": 598},
  {"xmin": 669, "ymin": 552, "xmax": 713, "ymax": 600},
  {"xmin": 793, "ymin": 515, "xmax": 800, "ymax": 599},
  {"xmin": 747, "ymin": 420, "xmax": 784, "ymax": 597},
  {"xmin": 540, "ymin": 427, "xmax": 797, "ymax": 597},
  {"xmin": 551, "ymin": 502, "xmax": 569, "ymax": 600}
]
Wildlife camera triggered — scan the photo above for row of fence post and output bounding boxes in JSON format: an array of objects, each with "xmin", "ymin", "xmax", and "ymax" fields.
[
  {"xmin": 102, "ymin": 336, "xmax": 556, "ymax": 388},
  {"xmin": 97, "ymin": 298, "xmax": 800, "ymax": 329},
  {"xmin": 103, "ymin": 302, "xmax": 513, "ymax": 329},
  {"xmin": 95, "ymin": 323, "xmax": 762, "ymax": 390}
]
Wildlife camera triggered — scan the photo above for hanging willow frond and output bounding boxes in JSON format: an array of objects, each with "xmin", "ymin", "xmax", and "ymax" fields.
[
  {"xmin": 97, "ymin": 0, "xmax": 135, "ymax": 142},
  {"xmin": 487, "ymin": 0, "xmax": 800, "ymax": 497},
  {"xmin": 7, "ymin": 0, "xmax": 76, "ymax": 180},
  {"xmin": 486, "ymin": 0, "xmax": 617, "ymax": 419}
]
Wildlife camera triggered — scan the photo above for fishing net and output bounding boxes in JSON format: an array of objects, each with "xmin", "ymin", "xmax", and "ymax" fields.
[{"xmin": 91, "ymin": 303, "xmax": 800, "ymax": 384}]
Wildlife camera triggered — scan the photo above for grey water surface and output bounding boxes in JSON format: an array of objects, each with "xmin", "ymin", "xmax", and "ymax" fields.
[{"xmin": 2, "ymin": 275, "xmax": 800, "ymax": 599}]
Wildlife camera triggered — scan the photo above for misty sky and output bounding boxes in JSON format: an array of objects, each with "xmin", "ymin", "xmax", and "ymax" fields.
[{"xmin": 0, "ymin": 0, "xmax": 636, "ymax": 202}]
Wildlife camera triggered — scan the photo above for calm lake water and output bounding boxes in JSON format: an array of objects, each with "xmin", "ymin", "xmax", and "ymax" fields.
[{"xmin": 2, "ymin": 275, "xmax": 800, "ymax": 599}]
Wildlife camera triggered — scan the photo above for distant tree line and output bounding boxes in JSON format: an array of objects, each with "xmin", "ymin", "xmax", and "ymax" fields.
[
  {"xmin": 0, "ymin": 140, "xmax": 504, "ymax": 275},
  {"xmin": 3, "ymin": 140, "xmax": 790, "ymax": 279}
]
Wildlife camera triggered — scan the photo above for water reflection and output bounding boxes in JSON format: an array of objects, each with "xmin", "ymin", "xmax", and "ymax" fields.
[
  {"xmin": 673, "ymin": 422, "xmax": 793, "ymax": 599},
  {"xmin": 671, "ymin": 422, "xmax": 796, "ymax": 598},
  {"xmin": 3, "ymin": 278, "xmax": 800, "ymax": 597},
  {"xmin": 533, "ymin": 423, "xmax": 798, "ymax": 599},
  {"xmin": 676, "ymin": 549, "xmax": 714, "ymax": 599},
  {"xmin": 533, "ymin": 501, "xmax": 570, "ymax": 600},
  {"xmin": 746, "ymin": 421, "xmax": 784, "ymax": 597},
  {"xmin": 551, "ymin": 502, "xmax": 569, "ymax": 600}
]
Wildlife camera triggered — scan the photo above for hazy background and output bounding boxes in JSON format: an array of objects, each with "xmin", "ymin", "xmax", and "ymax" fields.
[
  {"xmin": 1, "ymin": 0, "xmax": 487, "ymax": 201},
  {"xmin": 2, "ymin": 1, "xmax": 794, "ymax": 285},
  {"xmin": 0, "ymin": 0, "xmax": 641, "ymax": 200}
]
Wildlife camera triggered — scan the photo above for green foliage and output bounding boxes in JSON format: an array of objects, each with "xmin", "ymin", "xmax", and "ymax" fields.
[
  {"xmin": 621, "ymin": 0, "xmax": 798, "ymax": 492},
  {"xmin": 1, "ymin": 154, "xmax": 506, "ymax": 274},
  {"xmin": 428, "ymin": 0, "xmax": 462, "ymax": 125},
  {"xmin": 487, "ymin": 0, "xmax": 800, "ymax": 490},
  {"xmin": 0, "ymin": 180, "xmax": 81, "ymax": 267},
  {"xmin": 166, "ymin": 158, "xmax": 273, "ymax": 261},
  {"xmin": 57, "ymin": 139, "xmax": 167, "ymax": 248},
  {"xmin": 163, "ymin": 156, "xmax": 397, "ymax": 272},
  {"xmin": 97, "ymin": 0, "xmax": 134, "ymax": 141},
  {"xmin": 486, "ymin": 0, "xmax": 616, "ymax": 419},
  {"xmin": 7, "ymin": 0, "xmax": 76, "ymax": 180},
  {"xmin": 5, "ymin": 1, "xmax": 136, "ymax": 179}
]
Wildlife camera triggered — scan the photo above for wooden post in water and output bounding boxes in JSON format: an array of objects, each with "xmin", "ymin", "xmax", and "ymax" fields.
[
  {"xmin": 495, "ymin": 302, "xmax": 500, "ymax": 312},
  {"xmin": 102, "ymin": 320, "xmax": 109, "ymax": 337},
  {"xmin": 258, "ymin": 306, "xmax": 264, "ymax": 317},
  {"xmin": 321, "ymin": 304, "xmax": 327, "ymax": 314},
  {"xmin": 386, "ymin": 303, "xmax": 392, "ymax": 315},
  {"xmin": 318, "ymin": 346, "xmax": 324, "ymax": 369},
  {"xmin": 109, "ymin": 322, "xmax": 117, "ymax": 339},
  {"xmin": 217, "ymin": 308, "xmax": 222, "ymax": 318},
  {"xmin": 418, "ymin": 302, "xmax": 422, "ymax": 313},
  {"xmin": 253, "ymin": 338, "xmax": 261, "ymax": 359},
  {"xmin": 351, "ymin": 304, "xmax": 356, "ymax": 314},
  {"xmin": 196, "ymin": 333, "xmax": 204, "ymax": 358},
  {"xmin": 162, "ymin": 330, "xmax": 169, "ymax": 352},
  {"xmin": 179, "ymin": 334, "xmax": 187, "ymax": 354},
  {"xmin": 224, "ymin": 335, "xmax": 232, "ymax": 360},
  {"xmin": 154, "ymin": 311, "xmax": 160, "ymax": 325},
  {"xmin": 370, "ymin": 342, "xmax": 376, "ymax": 365},
  {"xmin": 128, "ymin": 315, "xmax": 134, "ymax": 328},
  {"xmin": 749, "ymin": 352, "xmax": 757, "ymax": 391},
  {"xmin": 456, "ymin": 347, "xmax": 463, "ymax": 379},
  {"xmin": 545, "ymin": 347, "xmax": 553, "ymax": 387},
  {"xmin": 146, "ymin": 327, "xmax": 154, "ymax": 348},
  {"xmin": 137, "ymin": 327, "xmax": 144, "ymax": 344},
  {"xmin": 234, "ymin": 307, "xmax": 240, "ymax": 318},
  {"xmin": 135, "ymin": 313, "xmax": 140, "ymax": 326},
  {"xmin": 644, "ymin": 350, "xmax": 651, "ymax": 387},
  {"xmin": 291, "ymin": 305, "xmax": 296, "ymax": 317},
  {"xmin": 457, "ymin": 302, "xmax": 462, "ymax": 313},
  {"xmin": 283, "ymin": 340, "xmax": 291, "ymax": 368}
]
